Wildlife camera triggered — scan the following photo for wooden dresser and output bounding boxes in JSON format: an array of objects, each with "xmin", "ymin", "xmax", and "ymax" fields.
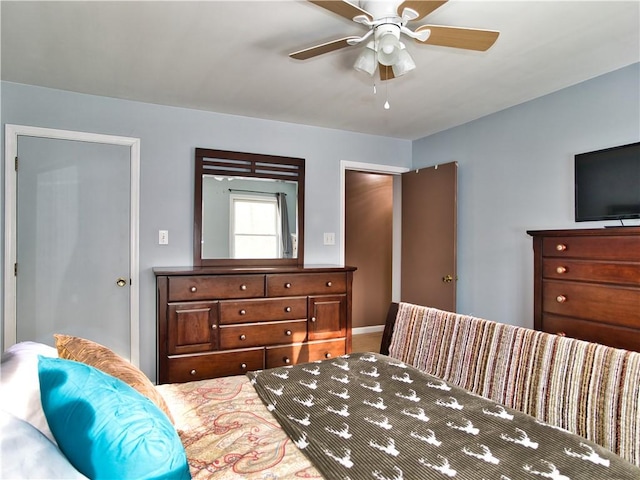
[
  {"xmin": 155, "ymin": 265, "xmax": 355, "ymax": 384},
  {"xmin": 527, "ymin": 227, "xmax": 640, "ymax": 352}
]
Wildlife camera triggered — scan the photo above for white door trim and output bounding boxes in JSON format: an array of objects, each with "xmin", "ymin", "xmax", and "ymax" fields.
[
  {"xmin": 340, "ymin": 161, "xmax": 409, "ymax": 302},
  {"xmin": 3, "ymin": 124, "xmax": 141, "ymax": 365}
]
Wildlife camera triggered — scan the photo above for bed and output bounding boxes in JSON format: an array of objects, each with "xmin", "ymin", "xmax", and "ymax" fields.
[
  {"xmin": 158, "ymin": 352, "xmax": 639, "ymax": 479},
  {"xmin": 2, "ymin": 303, "xmax": 640, "ymax": 479}
]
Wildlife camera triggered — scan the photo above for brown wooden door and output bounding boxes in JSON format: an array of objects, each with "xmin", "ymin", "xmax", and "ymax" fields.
[
  {"xmin": 345, "ymin": 171, "xmax": 393, "ymax": 328},
  {"xmin": 401, "ymin": 162, "xmax": 457, "ymax": 310}
]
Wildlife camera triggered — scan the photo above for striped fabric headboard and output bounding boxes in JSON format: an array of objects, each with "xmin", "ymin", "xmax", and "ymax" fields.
[{"xmin": 387, "ymin": 302, "xmax": 640, "ymax": 467}]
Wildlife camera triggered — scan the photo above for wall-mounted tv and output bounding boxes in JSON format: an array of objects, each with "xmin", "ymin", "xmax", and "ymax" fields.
[{"xmin": 574, "ymin": 142, "xmax": 640, "ymax": 222}]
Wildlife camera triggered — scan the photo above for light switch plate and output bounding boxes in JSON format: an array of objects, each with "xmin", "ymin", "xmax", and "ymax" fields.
[
  {"xmin": 159, "ymin": 230, "xmax": 169, "ymax": 245},
  {"xmin": 323, "ymin": 232, "xmax": 335, "ymax": 245}
]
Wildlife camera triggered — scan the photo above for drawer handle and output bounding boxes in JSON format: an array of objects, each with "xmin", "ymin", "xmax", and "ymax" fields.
[
  {"xmin": 190, "ymin": 286, "xmax": 197, "ymax": 293},
  {"xmin": 239, "ymin": 334, "xmax": 246, "ymax": 340},
  {"xmin": 557, "ymin": 332, "xmax": 567, "ymax": 337},
  {"xmin": 310, "ymin": 317, "xmax": 317, "ymax": 323},
  {"xmin": 239, "ymin": 309, "xmax": 246, "ymax": 315},
  {"xmin": 556, "ymin": 295, "xmax": 567, "ymax": 303},
  {"xmin": 556, "ymin": 266, "xmax": 567, "ymax": 274},
  {"xmin": 324, "ymin": 352, "xmax": 332, "ymax": 359},
  {"xmin": 285, "ymin": 330, "xmax": 292, "ymax": 336},
  {"xmin": 285, "ymin": 282, "xmax": 292, "ymax": 289},
  {"xmin": 556, "ymin": 243, "xmax": 567, "ymax": 252},
  {"xmin": 326, "ymin": 281, "xmax": 332, "ymax": 287},
  {"xmin": 240, "ymin": 363, "xmax": 247, "ymax": 369},
  {"xmin": 211, "ymin": 324, "xmax": 217, "ymax": 329},
  {"xmin": 283, "ymin": 357, "xmax": 291, "ymax": 364},
  {"xmin": 190, "ymin": 369, "xmax": 197, "ymax": 376},
  {"xmin": 285, "ymin": 306, "xmax": 292, "ymax": 313},
  {"xmin": 240, "ymin": 284, "xmax": 247, "ymax": 291}
]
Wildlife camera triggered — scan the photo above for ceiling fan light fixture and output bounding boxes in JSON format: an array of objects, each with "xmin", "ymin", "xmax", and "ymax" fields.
[
  {"xmin": 392, "ymin": 43, "xmax": 416, "ymax": 77},
  {"xmin": 353, "ymin": 42, "xmax": 377, "ymax": 76},
  {"xmin": 378, "ymin": 28, "xmax": 400, "ymax": 66}
]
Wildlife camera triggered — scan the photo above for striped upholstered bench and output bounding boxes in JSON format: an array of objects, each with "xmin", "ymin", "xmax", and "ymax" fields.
[{"xmin": 381, "ymin": 302, "xmax": 640, "ymax": 467}]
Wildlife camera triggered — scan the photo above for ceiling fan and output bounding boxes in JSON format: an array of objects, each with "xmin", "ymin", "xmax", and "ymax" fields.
[{"xmin": 290, "ymin": 0, "xmax": 500, "ymax": 80}]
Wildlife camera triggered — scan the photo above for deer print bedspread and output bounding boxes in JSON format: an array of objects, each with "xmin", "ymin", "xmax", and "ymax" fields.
[{"xmin": 248, "ymin": 352, "xmax": 640, "ymax": 480}]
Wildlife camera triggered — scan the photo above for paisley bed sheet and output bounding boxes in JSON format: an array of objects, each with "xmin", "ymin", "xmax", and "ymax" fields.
[
  {"xmin": 156, "ymin": 374, "xmax": 320, "ymax": 479},
  {"xmin": 158, "ymin": 353, "xmax": 640, "ymax": 479}
]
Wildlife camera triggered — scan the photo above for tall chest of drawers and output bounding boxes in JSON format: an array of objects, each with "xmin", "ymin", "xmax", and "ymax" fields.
[
  {"xmin": 528, "ymin": 227, "xmax": 640, "ymax": 351},
  {"xmin": 155, "ymin": 265, "xmax": 355, "ymax": 384}
]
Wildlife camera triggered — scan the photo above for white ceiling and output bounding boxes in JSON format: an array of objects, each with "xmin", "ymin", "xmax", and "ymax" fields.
[{"xmin": 2, "ymin": 1, "xmax": 639, "ymax": 140}]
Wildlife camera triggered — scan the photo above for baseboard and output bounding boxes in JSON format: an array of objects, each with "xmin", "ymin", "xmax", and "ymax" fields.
[{"xmin": 352, "ymin": 325, "xmax": 385, "ymax": 335}]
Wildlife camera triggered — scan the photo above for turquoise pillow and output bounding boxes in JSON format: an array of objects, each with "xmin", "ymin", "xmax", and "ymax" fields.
[{"xmin": 38, "ymin": 356, "xmax": 190, "ymax": 480}]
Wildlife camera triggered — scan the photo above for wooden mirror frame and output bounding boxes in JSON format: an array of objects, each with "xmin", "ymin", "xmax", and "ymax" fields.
[{"xmin": 194, "ymin": 148, "xmax": 305, "ymax": 267}]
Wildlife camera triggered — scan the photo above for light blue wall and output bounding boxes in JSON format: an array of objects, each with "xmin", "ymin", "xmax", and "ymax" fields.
[
  {"xmin": 2, "ymin": 63, "xmax": 638, "ymax": 378},
  {"xmin": 0, "ymin": 82, "xmax": 411, "ymax": 380},
  {"xmin": 413, "ymin": 63, "xmax": 640, "ymax": 326}
]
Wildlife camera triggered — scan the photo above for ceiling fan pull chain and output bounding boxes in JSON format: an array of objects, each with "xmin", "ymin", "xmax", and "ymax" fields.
[{"xmin": 384, "ymin": 75, "xmax": 390, "ymax": 110}]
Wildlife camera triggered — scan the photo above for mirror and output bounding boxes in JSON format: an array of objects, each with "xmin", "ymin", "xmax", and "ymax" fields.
[{"xmin": 194, "ymin": 148, "xmax": 305, "ymax": 267}]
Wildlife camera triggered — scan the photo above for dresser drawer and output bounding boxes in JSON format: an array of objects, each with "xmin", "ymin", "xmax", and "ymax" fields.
[
  {"xmin": 168, "ymin": 275, "xmax": 265, "ymax": 301},
  {"xmin": 542, "ymin": 314, "xmax": 640, "ymax": 352},
  {"xmin": 265, "ymin": 338, "xmax": 346, "ymax": 368},
  {"xmin": 542, "ymin": 280, "xmax": 640, "ymax": 328},
  {"xmin": 542, "ymin": 259, "xmax": 640, "ymax": 286},
  {"xmin": 219, "ymin": 297, "xmax": 307, "ymax": 324},
  {"xmin": 266, "ymin": 272, "xmax": 346, "ymax": 296},
  {"xmin": 219, "ymin": 320, "xmax": 308, "ymax": 349},
  {"xmin": 542, "ymin": 235, "xmax": 640, "ymax": 261},
  {"xmin": 165, "ymin": 348, "xmax": 263, "ymax": 383}
]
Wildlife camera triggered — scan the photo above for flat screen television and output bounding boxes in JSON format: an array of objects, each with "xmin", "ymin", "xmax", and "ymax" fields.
[{"xmin": 574, "ymin": 142, "xmax": 640, "ymax": 222}]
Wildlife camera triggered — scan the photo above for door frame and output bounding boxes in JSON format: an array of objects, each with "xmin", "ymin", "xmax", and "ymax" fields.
[
  {"xmin": 3, "ymin": 124, "xmax": 141, "ymax": 365},
  {"xmin": 340, "ymin": 161, "xmax": 409, "ymax": 302}
]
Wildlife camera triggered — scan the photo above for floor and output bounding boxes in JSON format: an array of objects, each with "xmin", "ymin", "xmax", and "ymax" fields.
[{"xmin": 352, "ymin": 331, "xmax": 383, "ymax": 353}]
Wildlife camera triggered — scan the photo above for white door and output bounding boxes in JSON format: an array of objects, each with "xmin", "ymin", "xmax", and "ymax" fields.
[{"xmin": 4, "ymin": 125, "xmax": 140, "ymax": 363}]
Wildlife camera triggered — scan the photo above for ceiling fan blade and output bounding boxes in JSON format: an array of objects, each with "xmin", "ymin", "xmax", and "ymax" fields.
[
  {"xmin": 398, "ymin": 1, "xmax": 447, "ymax": 21},
  {"xmin": 290, "ymin": 37, "xmax": 360, "ymax": 60},
  {"xmin": 308, "ymin": 1, "xmax": 373, "ymax": 23},
  {"xmin": 415, "ymin": 25, "xmax": 500, "ymax": 51},
  {"xmin": 379, "ymin": 64, "xmax": 395, "ymax": 81}
]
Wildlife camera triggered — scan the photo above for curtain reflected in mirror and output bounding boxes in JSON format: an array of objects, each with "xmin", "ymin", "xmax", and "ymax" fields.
[{"xmin": 277, "ymin": 192, "xmax": 293, "ymax": 258}]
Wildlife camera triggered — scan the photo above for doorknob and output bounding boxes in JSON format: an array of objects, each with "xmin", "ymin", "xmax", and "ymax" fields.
[
  {"xmin": 116, "ymin": 277, "xmax": 127, "ymax": 287},
  {"xmin": 442, "ymin": 274, "xmax": 454, "ymax": 283}
]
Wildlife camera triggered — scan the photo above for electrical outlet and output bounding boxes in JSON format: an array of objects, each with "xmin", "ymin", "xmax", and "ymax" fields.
[
  {"xmin": 159, "ymin": 230, "xmax": 169, "ymax": 245},
  {"xmin": 323, "ymin": 232, "xmax": 335, "ymax": 245}
]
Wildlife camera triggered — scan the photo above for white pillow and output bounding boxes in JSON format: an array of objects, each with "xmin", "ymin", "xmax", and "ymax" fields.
[
  {"xmin": 0, "ymin": 341, "xmax": 58, "ymax": 443},
  {"xmin": 0, "ymin": 409, "xmax": 87, "ymax": 479}
]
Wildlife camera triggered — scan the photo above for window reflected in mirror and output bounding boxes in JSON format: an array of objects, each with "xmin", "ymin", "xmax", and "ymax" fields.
[{"xmin": 231, "ymin": 193, "xmax": 280, "ymax": 259}]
